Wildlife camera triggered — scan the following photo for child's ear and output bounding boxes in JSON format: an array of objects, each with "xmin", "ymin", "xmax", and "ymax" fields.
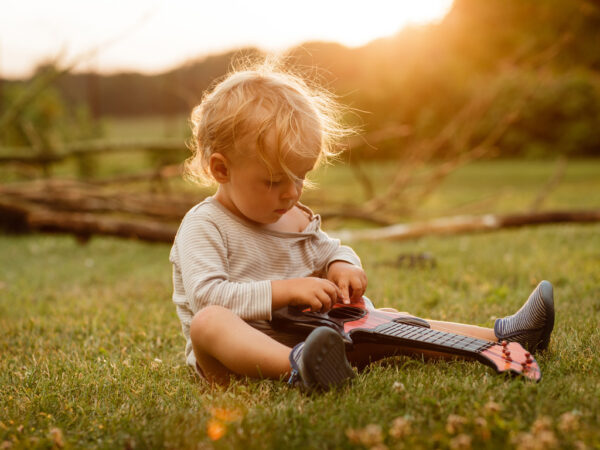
[{"xmin": 209, "ymin": 153, "xmax": 230, "ymax": 183}]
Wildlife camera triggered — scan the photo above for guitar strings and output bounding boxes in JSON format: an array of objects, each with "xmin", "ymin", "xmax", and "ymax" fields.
[
  {"xmin": 328, "ymin": 307, "xmax": 482, "ymax": 337},
  {"xmin": 329, "ymin": 307, "xmax": 492, "ymax": 346},
  {"xmin": 339, "ymin": 311, "xmax": 492, "ymax": 353},
  {"xmin": 320, "ymin": 307, "xmax": 516, "ymax": 360}
]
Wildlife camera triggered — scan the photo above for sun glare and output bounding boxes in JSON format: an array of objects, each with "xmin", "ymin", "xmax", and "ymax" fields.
[
  {"xmin": 302, "ymin": 1, "xmax": 454, "ymax": 48},
  {"xmin": 0, "ymin": 0, "xmax": 454, "ymax": 77}
]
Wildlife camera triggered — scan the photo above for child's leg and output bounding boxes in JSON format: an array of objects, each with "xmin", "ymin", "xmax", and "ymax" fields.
[
  {"xmin": 190, "ymin": 305, "xmax": 291, "ymax": 384},
  {"xmin": 191, "ymin": 305, "xmax": 356, "ymax": 389},
  {"xmin": 494, "ymin": 280, "xmax": 554, "ymax": 352},
  {"xmin": 427, "ymin": 320, "xmax": 496, "ymax": 341}
]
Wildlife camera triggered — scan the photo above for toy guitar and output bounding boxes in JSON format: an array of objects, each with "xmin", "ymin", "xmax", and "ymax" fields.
[{"xmin": 272, "ymin": 297, "xmax": 541, "ymax": 382}]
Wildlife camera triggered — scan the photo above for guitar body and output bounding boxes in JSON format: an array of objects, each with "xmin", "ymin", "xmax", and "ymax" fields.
[{"xmin": 271, "ymin": 297, "xmax": 541, "ymax": 382}]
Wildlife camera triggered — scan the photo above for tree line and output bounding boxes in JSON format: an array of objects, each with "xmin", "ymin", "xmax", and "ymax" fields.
[{"xmin": 2, "ymin": 0, "xmax": 600, "ymax": 158}]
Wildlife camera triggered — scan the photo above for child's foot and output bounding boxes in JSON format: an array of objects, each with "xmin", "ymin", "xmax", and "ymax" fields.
[
  {"xmin": 494, "ymin": 280, "xmax": 555, "ymax": 353},
  {"xmin": 288, "ymin": 326, "xmax": 355, "ymax": 391}
]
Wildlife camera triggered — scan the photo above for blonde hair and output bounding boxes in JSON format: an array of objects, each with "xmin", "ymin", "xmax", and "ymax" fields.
[{"xmin": 185, "ymin": 59, "xmax": 354, "ymax": 185}]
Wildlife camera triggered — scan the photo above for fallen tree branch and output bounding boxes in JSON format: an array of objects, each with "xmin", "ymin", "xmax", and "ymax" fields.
[
  {"xmin": 0, "ymin": 198, "xmax": 178, "ymax": 243},
  {"xmin": 0, "ymin": 177, "xmax": 197, "ymax": 219},
  {"xmin": 330, "ymin": 210, "xmax": 600, "ymax": 242},
  {"xmin": 1, "ymin": 197, "xmax": 598, "ymax": 244}
]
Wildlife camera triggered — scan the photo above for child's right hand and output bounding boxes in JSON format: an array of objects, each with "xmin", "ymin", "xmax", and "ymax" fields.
[{"xmin": 271, "ymin": 277, "xmax": 342, "ymax": 313}]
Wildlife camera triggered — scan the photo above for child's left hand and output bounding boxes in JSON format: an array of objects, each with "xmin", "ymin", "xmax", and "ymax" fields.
[{"xmin": 326, "ymin": 261, "xmax": 368, "ymax": 304}]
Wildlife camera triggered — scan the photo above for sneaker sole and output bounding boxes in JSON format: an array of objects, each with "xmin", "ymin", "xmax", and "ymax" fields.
[{"xmin": 301, "ymin": 327, "xmax": 355, "ymax": 390}]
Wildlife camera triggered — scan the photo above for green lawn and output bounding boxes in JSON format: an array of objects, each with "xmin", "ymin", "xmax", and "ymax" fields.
[{"xmin": 1, "ymin": 159, "xmax": 600, "ymax": 448}]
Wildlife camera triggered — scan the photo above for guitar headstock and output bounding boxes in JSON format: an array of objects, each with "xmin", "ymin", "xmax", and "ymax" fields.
[{"xmin": 480, "ymin": 341, "xmax": 541, "ymax": 382}]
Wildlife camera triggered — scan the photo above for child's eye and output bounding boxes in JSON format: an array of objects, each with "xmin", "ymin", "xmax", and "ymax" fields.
[{"xmin": 264, "ymin": 177, "xmax": 303, "ymax": 188}]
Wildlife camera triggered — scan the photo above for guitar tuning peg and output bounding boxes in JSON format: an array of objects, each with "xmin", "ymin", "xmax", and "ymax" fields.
[
  {"xmin": 501, "ymin": 340, "xmax": 508, "ymax": 347},
  {"xmin": 525, "ymin": 352, "xmax": 531, "ymax": 358}
]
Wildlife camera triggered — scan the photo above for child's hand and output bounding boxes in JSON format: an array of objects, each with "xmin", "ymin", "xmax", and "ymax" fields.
[
  {"xmin": 326, "ymin": 261, "xmax": 368, "ymax": 304},
  {"xmin": 271, "ymin": 277, "xmax": 342, "ymax": 312}
]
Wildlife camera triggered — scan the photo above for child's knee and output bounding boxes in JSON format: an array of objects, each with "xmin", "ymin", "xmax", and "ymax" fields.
[{"xmin": 190, "ymin": 305, "xmax": 231, "ymax": 343}]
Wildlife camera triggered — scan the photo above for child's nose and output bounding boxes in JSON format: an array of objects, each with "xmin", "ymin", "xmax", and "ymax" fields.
[{"xmin": 281, "ymin": 180, "xmax": 302, "ymax": 199}]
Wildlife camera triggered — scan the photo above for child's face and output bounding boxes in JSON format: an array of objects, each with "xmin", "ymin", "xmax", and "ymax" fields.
[{"xmin": 217, "ymin": 148, "xmax": 317, "ymax": 226}]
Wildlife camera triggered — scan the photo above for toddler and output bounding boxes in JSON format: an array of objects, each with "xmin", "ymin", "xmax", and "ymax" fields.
[{"xmin": 170, "ymin": 62, "xmax": 554, "ymax": 389}]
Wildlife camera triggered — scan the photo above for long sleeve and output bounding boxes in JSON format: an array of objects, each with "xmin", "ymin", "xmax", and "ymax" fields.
[
  {"xmin": 327, "ymin": 244, "xmax": 362, "ymax": 268},
  {"xmin": 171, "ymin": 213, "xmax": 272, "ymax": 320},
  {"xmin": 310, "ymin": 227, "xmax": 362, "ymax": 272}
]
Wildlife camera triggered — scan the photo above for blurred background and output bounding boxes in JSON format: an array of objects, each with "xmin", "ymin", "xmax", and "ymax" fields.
[
  {"xmin": 3, "ymin": 3, "xmax": 600, "ymax": 447},
  {"xmin": 1, "ymin": 0, "xmax": 599, "ymax": 239}
]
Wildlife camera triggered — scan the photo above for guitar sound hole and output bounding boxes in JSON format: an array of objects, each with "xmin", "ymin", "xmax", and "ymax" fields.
[{"xmin": 328, "ymin": 306, "xmax": 366, "ymax": 320}]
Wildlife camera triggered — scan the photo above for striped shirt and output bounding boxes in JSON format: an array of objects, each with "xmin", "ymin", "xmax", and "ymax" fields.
[{"xmin": 169, "ymin": 196, "xmax": 361, "ymax": 369}]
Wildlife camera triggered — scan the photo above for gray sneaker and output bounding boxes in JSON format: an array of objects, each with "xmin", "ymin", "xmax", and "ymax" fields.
[
  {"xmin": 494, "ymin": 280, "xmax": 555, "ymax": 353},
  {"xmin": 288, "ymin": 326, "xmax": 355, "ymax": 391}
]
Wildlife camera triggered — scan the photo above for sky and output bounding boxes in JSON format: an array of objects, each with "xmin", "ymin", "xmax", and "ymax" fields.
[{"xmin": 0, "ymin": 0, "xmax": 453, "ymax": 79}]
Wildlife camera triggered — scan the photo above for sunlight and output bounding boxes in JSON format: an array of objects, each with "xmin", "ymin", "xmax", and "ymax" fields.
[
  {"xmin": 0, "ymin": 0, "xmax": 454, "ymax": 77},
  {"xmin": 308, "ymin": 1, "xmax": 454, "ymax": 47}
]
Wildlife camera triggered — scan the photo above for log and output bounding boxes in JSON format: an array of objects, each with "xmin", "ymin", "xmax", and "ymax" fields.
[
  {"xmin": 330, "ymin": 210, "xmax": 600, "ymax": 242},
  {"xmin": 0, "ymin": 181, "xmax": 199, "ymax": 220},
  {"xmin": 0, "ymin": 198, "xmax": 178, "ymax": 243},
  {"xmin": 1, "ymin": 195, "xmax": 599, "ymax": 244}
]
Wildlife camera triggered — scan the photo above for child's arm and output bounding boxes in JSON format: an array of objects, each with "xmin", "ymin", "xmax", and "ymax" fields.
[
  {"xmin": 173, "ymin": 215, "xmax": 273, "ymax": 320},
  {"xmin": 271, "ymin": 277, "xmax": 342, "ymax": 312}
]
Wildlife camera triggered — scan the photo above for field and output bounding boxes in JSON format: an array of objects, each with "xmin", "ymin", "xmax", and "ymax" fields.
[{"xmin": 1, "ymin": 157, "xmax": 600, "ymax": 449}]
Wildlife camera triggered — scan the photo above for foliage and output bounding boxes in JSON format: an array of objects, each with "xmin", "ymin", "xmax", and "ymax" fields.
[
  {"xmin": 4, "ymin": 1, "xmax": 599, "ymax": 158},
  {"xmin": 1, "ymin": 83, "xmax": 63, "ymax": 147},
  {"xmin": 473, "ymin": 71, "xmax": 600, "ymax": 157},
  {"xmin": 287, "ymin": 0, "xmax": 600, "ymax": 158},
  {"xmin": 0, "ymin": 70, "xmax": 101, "ymax": 149}
]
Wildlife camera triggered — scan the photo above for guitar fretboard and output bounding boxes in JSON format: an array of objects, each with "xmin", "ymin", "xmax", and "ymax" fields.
[{"xmin": 373, "ymin": 322, "xmax": 494, "ymax": 354}]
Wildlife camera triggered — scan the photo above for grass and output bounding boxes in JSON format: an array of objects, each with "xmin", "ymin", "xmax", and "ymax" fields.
[
  {"xmin": 1, "ymin": 225, "xmax": 599, "ymax": 449},
  {"xmin": 1, "ymin": 158, "xmax": 600, "ymax": 448}
]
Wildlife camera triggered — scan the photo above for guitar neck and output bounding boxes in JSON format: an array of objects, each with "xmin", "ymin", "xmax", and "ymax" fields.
[{"xmin": 371, "ymin": 321, "xmax": 494, "ymax": 356}]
